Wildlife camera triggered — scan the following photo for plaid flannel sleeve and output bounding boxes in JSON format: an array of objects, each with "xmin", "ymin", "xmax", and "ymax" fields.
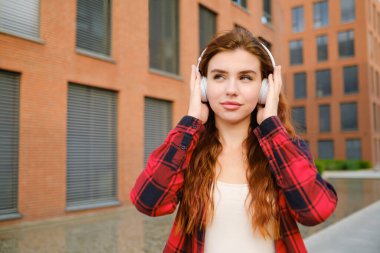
[
  {"xmin": 253, "ymin": 116, "xmax": 338, "ymax": 226},
  {"xmin": 130, "ymin": 115, "xmax": 204, "ymax": 217}
]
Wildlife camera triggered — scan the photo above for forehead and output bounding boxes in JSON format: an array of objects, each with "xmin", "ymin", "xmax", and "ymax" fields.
[{"xmin": 208, "ymin": 49, "xmax": 261, "ymax": 72}]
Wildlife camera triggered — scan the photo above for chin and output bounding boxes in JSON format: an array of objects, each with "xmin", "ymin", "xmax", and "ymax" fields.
[{"xmin": 214, "ymin": 110, "xmax": 252, "ymax": 125}]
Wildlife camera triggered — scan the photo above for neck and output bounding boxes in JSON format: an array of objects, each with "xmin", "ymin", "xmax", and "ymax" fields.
[{"xmin": 215, "ymin": 115, "xmax": 251, "ymax": 150}]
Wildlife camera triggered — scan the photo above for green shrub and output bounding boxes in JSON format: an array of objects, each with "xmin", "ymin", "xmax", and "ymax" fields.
[{"xmin": 314, "ymin": 159, "xmax": 372, "ymax": 172}]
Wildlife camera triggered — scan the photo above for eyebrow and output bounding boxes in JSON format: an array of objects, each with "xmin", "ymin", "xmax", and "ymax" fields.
[{"xmin": 210, "ymin": 69, "xmax": 257, "ymax": 75}]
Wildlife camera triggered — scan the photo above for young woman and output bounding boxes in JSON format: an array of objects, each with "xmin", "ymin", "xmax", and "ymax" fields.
[{"xmin": 130, "ymin": 27, "xmax": 338, "ymax": 253}]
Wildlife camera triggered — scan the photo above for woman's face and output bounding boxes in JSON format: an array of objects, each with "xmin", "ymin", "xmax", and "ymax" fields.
[{"xmin": 206, "ymin": 48, "xmax": 262, "ymax": 125}]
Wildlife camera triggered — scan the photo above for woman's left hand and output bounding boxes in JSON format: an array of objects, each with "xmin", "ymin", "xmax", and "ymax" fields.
[{"xmin": 256, "ymin": 65, "xmax": 282, "ymax": 125}]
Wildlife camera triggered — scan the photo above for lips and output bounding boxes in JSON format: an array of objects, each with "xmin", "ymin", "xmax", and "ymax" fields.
[{"xmin": 221, "ymin": 101, "xmax": 242, "ymax": 110}]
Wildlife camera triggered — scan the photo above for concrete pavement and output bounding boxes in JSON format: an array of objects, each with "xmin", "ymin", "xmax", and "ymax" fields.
[
  {"xmin": 305, "ymin": 199, "xmax": 380, "ymax": 253},
  {"xmin": 322, "ymin": 169, "xmax": 380, "ymax": 179}
]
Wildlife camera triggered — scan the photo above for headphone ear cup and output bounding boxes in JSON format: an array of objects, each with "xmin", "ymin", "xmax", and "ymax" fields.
[
  {"xmin": 258, "ymin": 78, "xmax": 269, "ymax": 105},
  {"xmin": 200, "ymin": 77, "xmax": 208, "ymax": 102}
]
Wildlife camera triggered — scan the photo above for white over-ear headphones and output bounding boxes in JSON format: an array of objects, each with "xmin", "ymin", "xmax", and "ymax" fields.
[{"xmin": 196, "ymin": 41, "xmax": 276, "ymax": 104}]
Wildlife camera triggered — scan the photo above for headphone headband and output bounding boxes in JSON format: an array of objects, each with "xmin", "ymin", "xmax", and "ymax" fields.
[
  {"xmin": 258, "ymin": 42, "xmax": 276, "ymax": 67},
  {"xmin": 196, "ymin": 48, "xmax": 207, "ymax": 73}
]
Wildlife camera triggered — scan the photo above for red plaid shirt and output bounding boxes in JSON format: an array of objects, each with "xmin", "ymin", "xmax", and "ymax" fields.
[{"xmin": 130, "ymin": 115, "xmax": 338, "ymax": 253}]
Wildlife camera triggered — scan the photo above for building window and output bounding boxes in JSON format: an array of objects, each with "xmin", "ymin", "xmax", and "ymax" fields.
[
  {"xmin": 341, "ymin": 0, "xmax": 355, "ymax": 23},
  {"xmin": 346, "ymin": 139, "xmax": 361, "ymax": 160},
  {"xmin": 373, "ymin": 103, "xmax": 377, "ymax": 132},
  {"xmin": 149, "ymin": 0, "xmax": 179, "ymax": 74},
  {"xmin": 262, "ymin": 0, "xmax": 272, "ymax": 24},
  {"xmin": 76, "ymin": 0, "xmax": 112, "ymax": 56},
  {"xmin": 369, "ymin": 32, "xmax": 374, "ymax": 60},
  {"xmin": 0, "ymin": 0, "xmax": 40, "ymax": 39},
  {"xmin": 292, "ymin": 107, "xmax": 306, "ymax": 133},
  {"xmin": 316, "ymin": 69, "xmax": 331, "ymax": 97},
  {"xmin": 0, "ymin": 70, "xmax": 20, "ymax": 218},
  {"xmin": 232, "ymin": 0, "xmax": 247, "ymax": 8},
  {"xmin": 341, "ymin": 102, "xmax": 358, "ymax": 131},
  {"xmin": 199, "ymin": 5, "xmax": 217, "ymax": 52},
  {"xmin": 317, "ymin": 35, "xmax": 328, "ymax": 61},
  {"xmin": 338, "ymin": 30, "xmax": 355, "ymax": 57},
  {"xmin": 377, "ymin": 71, "xmax": 380, "ymax": 97},
  {"xmin": 319, "ymin": 104, "xmax": 331, "ymax": 132},
  {"xmin": 378, "ymin": 104, "xmax": 380, "ymax": 133},
  {"xmin": 144, "ymin": 98, "xmax": 172, "ymax": 166},
  {"xmin": 314, "ymin": 1, "xmax": 329, "ymax": 28},
  {"xmin": 294, "ymin": 72, "xmax": 307, "ymax": 99},
  {"xmin": 292, "ymin": 6, "xmax": 304, "ymax": 32},
  {"xmin": 344, "ymin": 66, "xmax": 358, "ymax": 94},
  {"xmin": 370, "ymin": 66, "xmax": 374, "ymax": 94},
  {"xmin": 373, "ymin": 5, "xmax": 377, "ymax": 31},
  {"xmin": 378, "ymin": 12, "xmax": 380, "ymax": 38},
  {"xmin": 290, "ymin": 40, "xmax": 303, "ymax": 65},
  {"xmin": 67, "ymin": 84, "xmax": 118, "ymax": 210},
  {"xmin": 318, "ymin": 140, "xmax": 334, "ymax": 159}
]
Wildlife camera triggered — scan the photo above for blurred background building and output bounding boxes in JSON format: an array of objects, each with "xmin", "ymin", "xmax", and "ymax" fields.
[
  {"xmin": 282, "ymin": 0, "xmax": 380, "ymax": 169},
  {"xmin": 0, "ymin": 0, "xmax": 378, "ymax": 225}
]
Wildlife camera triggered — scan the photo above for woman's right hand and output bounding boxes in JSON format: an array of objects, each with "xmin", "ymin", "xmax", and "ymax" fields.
[{"xmin": 187, "ymin": 65, "xmax": 209, "ymax": 124}]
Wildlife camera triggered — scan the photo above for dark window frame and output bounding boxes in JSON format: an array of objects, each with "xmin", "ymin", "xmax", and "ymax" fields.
[
  {"xmin": 314, "ymin": 1, "xmax": 329, "ymax": 28},
  {"xmin": 76, "ymin": 0, "xmax": 112, "ymax": 56},
  {"xmin": 343, "ymin": 65, "xmax": 358, "ymax": 94},
  {"xmin": 317, "ymin": 35, "xmax": 328, "ymax": 62},
  {"xmin": 319, "ymin": 104, "xmax": 331, "ymax": 132},
  {"xmin": 294, "ymin": 72, "xmax": 307, "ymax": 99},
  {"xmin": 341, "ymin": 0, "xmax": 356, "ymax": 23},
  {"xmin": 290, "ymin": 40, "xmax": 303, "ymax": 65},
  {"xmin": 149, "ymin": 0, "xmax": 180, "ymax": 75},
  {"xmin": 346, "ymin": 139, "xmax": 361, "ymax": 160},
  {"xmin": 292, "ymin": 6, "xmax": 304, "ymax": 32},
  {"xmin": 0, "ymin": 0, "xmax": 41, "ymax": 41},
  {"xmin": 0, "ymin": 69, "xmax": 21, "ymax": 219},
  {"xmin": 66, "ymin": 83, "xmax": 118, "ymax": 211},
  {"xmin": 338, "ymin": 30, "xmax": 355, "ymax": 58},
  {"xmin": 232, "ymin": 0, "xmax": 248, "ymax": 9},
  {"xmin": 292, "ymin": 106, "xmax": 307, "ymax": 133},
  {"xmin": 316, "ymin": 69, "xmax": 332, "ymax": 97},
  {"xmin": 340, "ymin": 102, "xmax": 358, "ymax": 131},
  {"xmin": 263, "ymin": 0, "xmax": 272, "ymax": 24},
  {"xmin": 318, "ymin": 140, "xmax": 334, "ymax": 159},
  {"xmin": 199, "ymin": 5, "xmax": 217, "ymax": 53}
]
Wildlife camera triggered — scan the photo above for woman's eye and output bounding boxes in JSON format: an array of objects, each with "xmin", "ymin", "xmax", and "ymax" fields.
[
  {"xmin": 213, "ymin": 74, "xmax": 225, "ymax": 80},
  {"xmin": 240, "ymin": 75, "xmax": 253, "ymax": 81}
]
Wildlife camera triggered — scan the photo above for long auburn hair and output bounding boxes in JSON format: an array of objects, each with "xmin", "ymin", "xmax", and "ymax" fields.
[{"xmin": 176, "ymin": 27, "xmax": 296, "ymax": 240}]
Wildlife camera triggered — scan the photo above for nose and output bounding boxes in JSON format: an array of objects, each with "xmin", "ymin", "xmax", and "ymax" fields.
[{"xmin": 225, "ymin": 77, "xmax": 239, "ymax": 96}]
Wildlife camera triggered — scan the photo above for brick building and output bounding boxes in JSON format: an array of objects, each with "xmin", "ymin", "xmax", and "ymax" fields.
[
  {"xmin": 1, "ymin": 0, "xmax": 379, "ymax": 227},
  {"xmin": 0, "ymin": 0, "xmax": 278, "ymax": 225},
  {"xmin": 281, "ymin": 0, "xmax": 380, "ymax": 166}
]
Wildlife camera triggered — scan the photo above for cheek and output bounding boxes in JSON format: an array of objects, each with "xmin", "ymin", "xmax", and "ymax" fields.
[
  {"xmin": 206, "ymin": 83, "xmax": 223, "ymax": 100},
  {"xmin": 242, "ymin": 85, "xmax": 261, "ymax": 103}
]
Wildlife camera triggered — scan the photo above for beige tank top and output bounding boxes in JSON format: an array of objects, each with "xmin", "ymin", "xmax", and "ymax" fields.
[{"xmin": 204, "ymin": 180, "xmax": 275, "ymax": 253}]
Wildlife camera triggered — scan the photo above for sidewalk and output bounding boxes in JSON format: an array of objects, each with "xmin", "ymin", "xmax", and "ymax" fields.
[
  {"xmin": 305, "ymin": 200, "xmax": 380, "ymax": 253},
  {"xmin": 322, "ymin": 169, "xmax": 380, "ymax": 179}
]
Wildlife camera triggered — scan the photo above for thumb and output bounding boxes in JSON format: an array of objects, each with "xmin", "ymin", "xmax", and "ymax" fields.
[{"xmin": 256, "ymin": 104, "xmax": 265, "ymax": 123}]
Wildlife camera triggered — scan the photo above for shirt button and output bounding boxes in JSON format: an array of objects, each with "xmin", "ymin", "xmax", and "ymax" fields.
[{"xmin": 180, "ymin": 145, "xmax": 187, "ymax": 150}]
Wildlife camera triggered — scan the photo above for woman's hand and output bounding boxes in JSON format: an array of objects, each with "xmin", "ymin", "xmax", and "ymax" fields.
[
  {"xmin": 256, "ymin": 65, "xmax": 282, "ymax": 125},
  {"xmin": 187, "ymin": 65, "xmax": 209, "ymax": 124}
]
